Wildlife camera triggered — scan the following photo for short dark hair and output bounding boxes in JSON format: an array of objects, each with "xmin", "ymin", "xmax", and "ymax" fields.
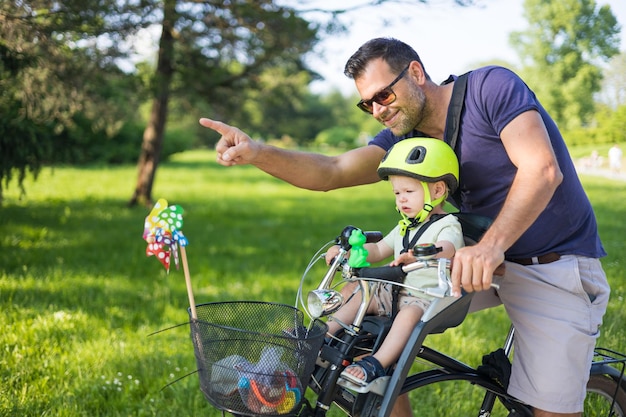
[{"xmin": 344, "ymin": 37, "xmax": 430, "ymax": 81}]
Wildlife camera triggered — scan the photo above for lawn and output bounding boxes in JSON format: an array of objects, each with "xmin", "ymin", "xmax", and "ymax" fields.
[{"xmin": 1, "ymin": 149, "xmax": 624, "ymax": 417}]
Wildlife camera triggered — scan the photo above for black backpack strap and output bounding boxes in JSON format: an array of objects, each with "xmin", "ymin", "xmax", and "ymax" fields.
[
  {"xmin": 444, "ymin": 72, "xmax": 470, "ymax": 208},
  {"xmin": 450, "ymin": 212, "xmax": 493, "ymax": 245},
  {"xmin": 400, "ymin": 213, "xmax": 445, "ymax": 253},
  {"xmin": 444, "ymin": 72, "xmax": 470, "ymax": 150}
]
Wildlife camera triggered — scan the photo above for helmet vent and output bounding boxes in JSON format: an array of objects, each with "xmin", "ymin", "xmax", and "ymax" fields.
[{"xmin": 407, "ymin": 146, "xmax": 426, "ymax": 164}]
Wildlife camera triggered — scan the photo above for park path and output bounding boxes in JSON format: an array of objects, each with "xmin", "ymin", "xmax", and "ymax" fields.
[{"xmin": 575, "ymin": 164, "xmax": 626, "ymax": 182}]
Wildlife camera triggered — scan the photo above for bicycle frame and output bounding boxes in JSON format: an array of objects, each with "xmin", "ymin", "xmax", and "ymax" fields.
[
  {"xmin": 297, "ymin": 225, "xmax": 626, "ymax": 417},
  {"xmin": 301, "ymin": 227, "xmax": 531, "ymax": 417},
  {"xmin": 321, "ymin": 289, "xmax": 532, "ymax": 417}
]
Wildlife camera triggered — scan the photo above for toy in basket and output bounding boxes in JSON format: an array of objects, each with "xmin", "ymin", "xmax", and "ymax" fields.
[
  {"xmin": 192, "ymin": 301, "xmax": 327, "ymax": 416},
  {"xmin": 234, "ymin": 346, "xmax": 302, "ymax": 414},
  {"xmin": 203, "ymin": 346, "xmax": 302, "ymax": 414},
  {"xmin": 143, "ymin": 200, "xmax": 327, "ymax": 416}
]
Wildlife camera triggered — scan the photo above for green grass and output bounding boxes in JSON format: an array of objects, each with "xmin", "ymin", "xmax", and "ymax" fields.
[{"xmin": 1, "ymin": 149, "xmax": 625, "ymax": 417}]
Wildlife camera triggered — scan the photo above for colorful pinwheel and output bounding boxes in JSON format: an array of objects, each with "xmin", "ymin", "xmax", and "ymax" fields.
[
  {"xmin": 142, "ymin": 198, "xmax": 197, "ymax": 319},
  {"xmin": 143, "ymin": 198, "xmax": 188, "ymax": 272}
]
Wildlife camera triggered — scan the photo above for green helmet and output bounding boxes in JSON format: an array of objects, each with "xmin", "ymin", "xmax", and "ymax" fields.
[
  {"xmin": 377, "ymin": 138, "xmax": 460, "ymax": 229},
  {"xmin": 377, "ymin": 138, "xmax": 459, "ymax": 193}
]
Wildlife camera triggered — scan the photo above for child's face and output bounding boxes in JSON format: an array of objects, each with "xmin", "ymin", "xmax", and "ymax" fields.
[{"xmin": 389, "ymin": 176, "xmax": 427, "ymax": 219}]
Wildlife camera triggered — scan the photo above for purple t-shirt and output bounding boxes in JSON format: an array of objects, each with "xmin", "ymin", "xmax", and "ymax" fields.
[{"xmin": 370, "ymin": 66, "xmax": 605, "ymax": 259}]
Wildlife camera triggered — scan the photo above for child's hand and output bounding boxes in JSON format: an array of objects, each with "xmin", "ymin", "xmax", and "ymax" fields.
[
  {"xmin": 390, "ymin": 252, "xmax": 416, "ymax": 266},
  {"xmin": 325, "ymin": 245, "xmax": 341, "ymax": 265}
]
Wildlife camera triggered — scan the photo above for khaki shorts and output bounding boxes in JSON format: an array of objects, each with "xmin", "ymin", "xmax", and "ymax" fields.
[
  {"xmin": 496, "ymin": 255, "xmax": 610, "ymax": 413},
  {"xmin": 371, "ymin": 282, "xmax": 431, "ymax": 317}
]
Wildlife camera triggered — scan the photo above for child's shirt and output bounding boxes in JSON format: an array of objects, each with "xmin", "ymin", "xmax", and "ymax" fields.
[{"xmin": 382, "ymin": 214, "xmax": 465, "ymax": 299}]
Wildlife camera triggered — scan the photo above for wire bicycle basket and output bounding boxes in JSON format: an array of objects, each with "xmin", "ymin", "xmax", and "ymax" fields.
[{"xmin": 190, "ymin": 301, "xmax": 328, "ymax": 416}]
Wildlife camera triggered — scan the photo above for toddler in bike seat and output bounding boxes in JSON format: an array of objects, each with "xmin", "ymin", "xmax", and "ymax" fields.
[{"xmin": 324, "ymin": 138, "xmax": 465, "ymax": 386}]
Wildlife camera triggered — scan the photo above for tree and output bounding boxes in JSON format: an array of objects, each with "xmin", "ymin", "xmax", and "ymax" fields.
[
  {"xmin": 0, "ymin": 0, "xmax": 154, "ymax": 201},
  {"xmin": 1, "ymin": 1, "xmax": 478, "ymax": 205},
  {"xmin": 128, "ymin": 0, "xmax": 484, "ymax": 207},
  {"xmin": 509, "ymin": 0, "xmax": 620, "ymax": 130},
  {"xmin": 127, "ymin": 0, "xmax": 320, "ymax": 207},
  {"xmin": 130, "ymin": 0, "xmax": 176, "ymax": 208},
  {"xmin": 598, "ymin": 50, "xmax": 626, "ymax": 109}
]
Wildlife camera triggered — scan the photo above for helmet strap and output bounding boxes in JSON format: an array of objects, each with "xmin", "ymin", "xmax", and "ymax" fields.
[
  {"xmin": 397, "ymin": 182, "xmax": 448, "ymax": 236},
  {"xmin": 414, "ymin": 182, "xmax": 435, "ymax": 223},
  {"xmin": 398, "ymin": 214, "xmax": 420, "ymax": 237}
]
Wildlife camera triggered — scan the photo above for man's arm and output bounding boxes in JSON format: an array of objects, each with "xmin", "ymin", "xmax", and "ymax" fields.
[
  {"xmin": 200, "ymin": 118, "xmax": 386, "ymax": 191},
  {"xmin": 450, "ymin": 110, "xmax": 563, "ymax": 296}
]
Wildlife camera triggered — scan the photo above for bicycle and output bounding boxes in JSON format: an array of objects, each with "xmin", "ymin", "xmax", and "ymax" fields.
[{"xmin": 189, "ymin": 217, "xmax": 626, "ymax": 417}]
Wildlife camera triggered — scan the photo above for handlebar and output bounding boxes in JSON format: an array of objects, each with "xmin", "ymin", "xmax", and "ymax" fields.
[
  {"xmin": 326, "ymin": 227, "xmax": 449, "ymax": 293},
  {"xmin": 352, "ymin": 265, "xmax": 407, "ymax": 284},
  {"xmin": 348, "ymin": 258, "xmax": 451, "ymax": 298},
  {"xmin": 307, "ymin": 226, "xmax": 491, "ymax": 320},
  {"xmin": 336, "ymin": 225, "xmax": 383, "ymax": 250}
]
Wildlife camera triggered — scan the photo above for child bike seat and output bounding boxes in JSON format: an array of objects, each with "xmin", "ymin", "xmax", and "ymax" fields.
[{"xmin": 422, "ymin": 292, "xmax": 474, "ymax": 334}]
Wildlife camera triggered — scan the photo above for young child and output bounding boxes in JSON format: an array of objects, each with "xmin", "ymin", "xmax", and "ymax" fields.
[{"xmin": 324, "ymin": 138, "xmax": 465, "ymax": 386}]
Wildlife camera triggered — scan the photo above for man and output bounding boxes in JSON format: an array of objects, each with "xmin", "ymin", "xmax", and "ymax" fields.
[{"xmin": 199, "ymin": 38, "xmax": 610, "ymax": 417}]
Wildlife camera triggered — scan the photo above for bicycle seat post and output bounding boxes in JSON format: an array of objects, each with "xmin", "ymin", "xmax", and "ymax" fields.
[{"xmin": 503, "ymin": 325, "xmax": 515, "ymax": 356}]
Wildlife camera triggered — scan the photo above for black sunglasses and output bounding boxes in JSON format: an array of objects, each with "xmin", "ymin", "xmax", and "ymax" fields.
[{"xmin": 356, "ymin": 64, "xmax": 410, "ymax": 114}]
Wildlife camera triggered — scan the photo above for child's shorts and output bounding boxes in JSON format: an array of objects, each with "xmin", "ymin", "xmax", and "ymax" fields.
[{"xmin": 371, "ymin": 282, "xmax": 431, "ymax": 317}]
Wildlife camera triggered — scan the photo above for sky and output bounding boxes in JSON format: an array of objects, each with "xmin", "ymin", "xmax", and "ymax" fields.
[{"xmin": 303, "ymin": 0, "xmax": 626, "ymax": 95}]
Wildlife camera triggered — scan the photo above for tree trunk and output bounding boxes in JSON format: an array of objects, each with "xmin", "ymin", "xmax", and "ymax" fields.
[{"xmin": 128, "ymin": 0, "xmax": 176, "ymax": 207}]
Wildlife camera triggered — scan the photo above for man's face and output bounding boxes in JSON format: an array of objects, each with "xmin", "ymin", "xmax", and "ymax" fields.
[{"xmin": 354, "ymin": 59, "xmax": 427, "ymax": 136}]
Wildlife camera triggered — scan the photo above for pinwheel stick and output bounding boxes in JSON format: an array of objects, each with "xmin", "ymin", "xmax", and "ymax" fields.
[{"xmin": 179, "ymin": 245, "xmax": 197, "ymax": 320}]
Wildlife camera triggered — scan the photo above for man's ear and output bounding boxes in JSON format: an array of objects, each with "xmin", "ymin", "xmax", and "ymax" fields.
[{"xmin": 408, "ymin": 60, "xmax": 427, "ymax": 84}]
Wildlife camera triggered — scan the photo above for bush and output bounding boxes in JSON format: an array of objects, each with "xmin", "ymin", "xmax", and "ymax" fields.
[
  {"xmin": 50, "ymin": 114, "xmax": 195, "ymax": 165},
  {"xmin": 51, "ymin": 115, "xmax": 145, "ymax": 164},
  {"xmin": 162, "ymin": 124, "xmax": 197, "ymax": 160},
  {"xmin": 313, "ymin": 126, "xmax": 360, "ymax": 149}
]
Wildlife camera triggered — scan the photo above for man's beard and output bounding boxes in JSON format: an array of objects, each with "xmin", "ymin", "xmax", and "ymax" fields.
[{"xmin": 385, "ymin": 87, "xmax": 427, "ymax": 136}]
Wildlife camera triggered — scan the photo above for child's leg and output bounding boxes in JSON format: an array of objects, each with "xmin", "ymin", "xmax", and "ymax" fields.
[
  {"xmin": 373, "ymin": 305, "xmax": 423, "ymax": 367},
  {"xmin": 344, "ymin": 305, "xmax": 423, "ymax": 381}
]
